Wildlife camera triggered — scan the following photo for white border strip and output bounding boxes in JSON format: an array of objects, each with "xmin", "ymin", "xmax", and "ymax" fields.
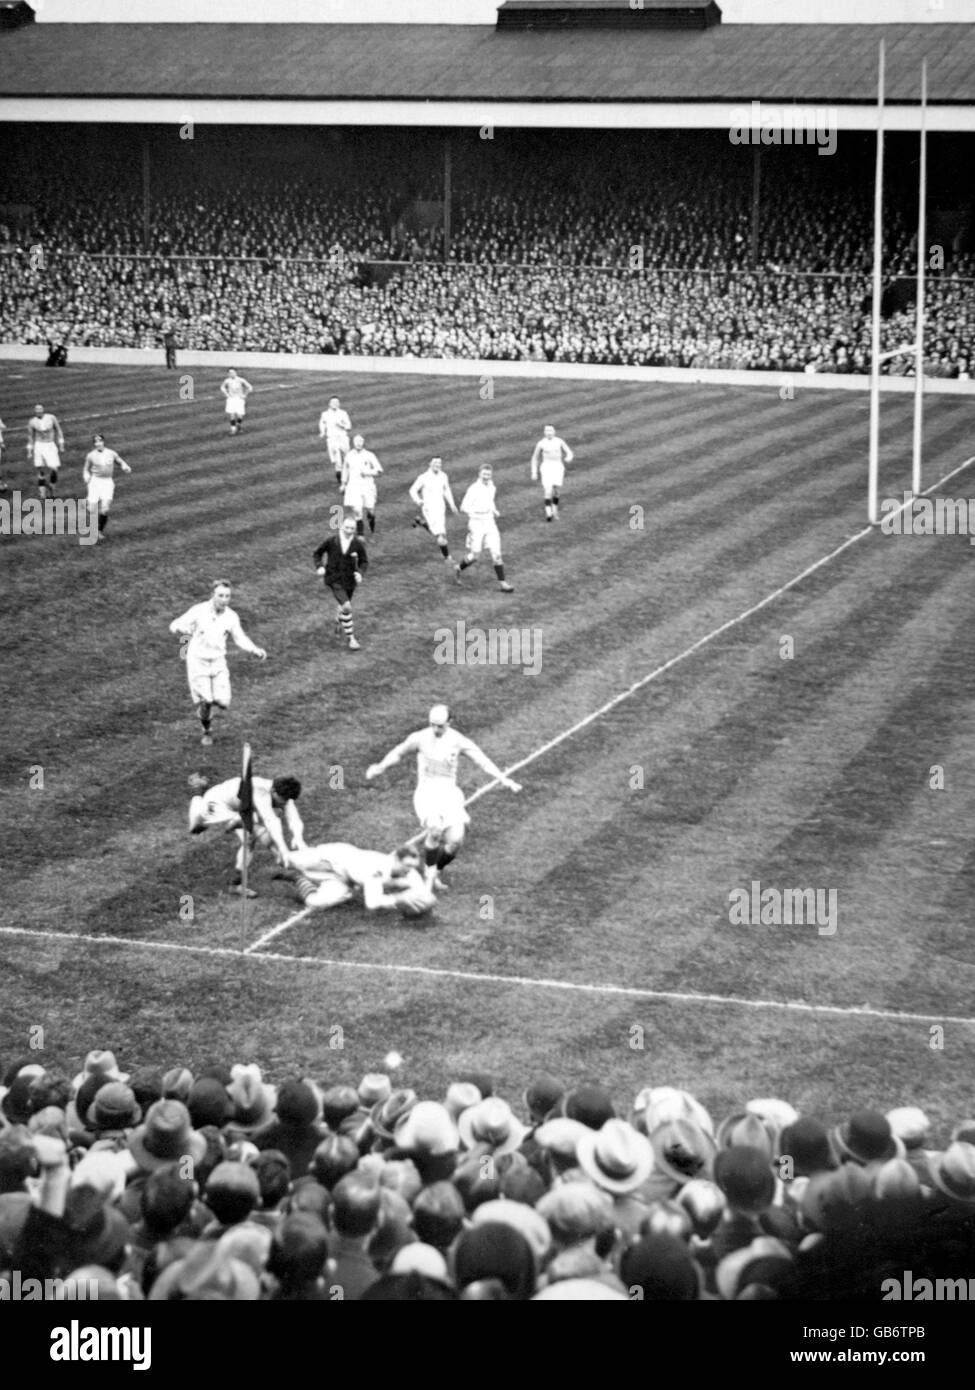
[
  {"xmin": 3, "ymin": 99, "xmax": 974, "ymax": 133},
  {"xmin": 0, "ymin": 925, "xmax": 971, "ymax": 1028},
  {"xmin": 2, "ymin": 343, "xmax": 973, "ymax": 394}
]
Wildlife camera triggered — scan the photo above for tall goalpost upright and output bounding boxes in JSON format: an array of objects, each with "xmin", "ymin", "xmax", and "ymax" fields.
[{"xmin": 868, "ymin": 44, "xmax": 929, "ymax": 525}]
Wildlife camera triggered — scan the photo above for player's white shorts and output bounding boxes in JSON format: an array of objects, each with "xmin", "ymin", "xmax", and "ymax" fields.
[
  {"xmin": 188, "ymin": 792, "xmax": 240, "ymax": 833},
  {"xmin": 326, "ymin": 434, "xmax": 349, "ymax": 466},
  {"xmin": 414, "ymin": 781, "xmax": 469, "ymax": 837},
  {"xmin": 87, "ymin": 477, "xmax": 115, "ymax": 510},
  {"xmin": 186, "ymin": 658, "xmax": 231, "ymax": 707},
  {"xmin": 539, "ymin": 460, "xmax": 565, "ymax": 489},
  {"xmin": 465, "ymin": 517, "xmax": 502, "ymax": 558},
  {"xmin": 344, "ymin": 480, "xmax": 377, "ymax": 511},
  {"xmin": 225, "ymin": 397, "xmax": 246, "ymax": 418},
  {"xmin": 34, "ymin": 442, "xmax": 60, "ymax": 472},
  {"xmin": 422, "ymin": 504, "xmax": 447, "ymax": 536}
]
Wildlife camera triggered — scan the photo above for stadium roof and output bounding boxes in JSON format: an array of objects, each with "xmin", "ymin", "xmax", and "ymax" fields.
[{"xmin": 2, "ymin": 22, "xmax": 974, "ymax": 129}]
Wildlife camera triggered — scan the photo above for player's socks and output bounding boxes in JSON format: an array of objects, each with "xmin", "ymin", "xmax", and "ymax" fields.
[
  {"xmin": 356, "ymin": 519, "xmax": 365, "ymax": 537},
  {"xmin": 295, "ymin": 875, "xmax": 318, "ymax": 903},
  {"xmin": 438, "ymin": 543, "xmax": 450, "ymax": 559},
  {"xmin": 98, "ymin": 513, "xmax": 107, "ymax": 533},
  {"xmin": 493, "ymin": 563, "xmax": 506, "ymax": 582},
  {"xmin": 436, "ymin": 848, "xmax": 457, "ymax": 871},
  {"xmin": 458, "ymin": 557, "xmax": 474, "ymax": 571},
  {"xmin": 545, "ymin": 504, "xmax": 553, "ymax": 520},
  {"xmin": 367, "ymin": 511, "xmax": 376, "ymax": 534},
  {"xmin": 552, "ymin": 491, "xmax": 560, "ymax": 517},
  {"xmin": 339, "ymin": 610, "xmax": 355, "ymax": 642}
]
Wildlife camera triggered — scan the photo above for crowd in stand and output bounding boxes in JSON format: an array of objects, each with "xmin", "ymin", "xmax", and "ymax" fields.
[
  {"xmin": 0, "ymin": 134, "xmax": 972, "ymax": 375},
  {"xmin": 2, "ymin": 1050, "xmax": 974, "ymax": 1301}
]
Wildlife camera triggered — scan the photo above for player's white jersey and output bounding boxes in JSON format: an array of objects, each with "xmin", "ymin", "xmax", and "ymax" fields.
[
  {"xmin": 460, "ymin": 479, "xmax": 497, "ymax": 518},
  {"xmin": 402, "ymin": 728, "xmax": 479, "ymax": 785},
  {"xmin": 320, "ymin": 407, "xmax": 351, "ymax": 440},
  {"xmin": 300, "ymin": 842, "xmax": 396, "ymax": 886},
  {"xmin": 221, "ymin": 376, "xmax": 251, "ymax": 400},
  {"xmin": 84, "ymin": 447, "xmax": 124, "ymax": 479},
  {"xmin": 345, "ymin": 447, "xmax": 382, "ymax": 484},
  {"xmin": 410, "ymin": 468, "xmax": 455, "ymax": 510},
  {"xmin": 29, "ymin": 413, "xmax": 61, "ymax": 444},
  {"xmin": 169, "ymin": 603, "xmax": 248, "ymax": 662},
  {"xmin": 532, "ymin": 435, "xmax": 573, "ymax": 467}
]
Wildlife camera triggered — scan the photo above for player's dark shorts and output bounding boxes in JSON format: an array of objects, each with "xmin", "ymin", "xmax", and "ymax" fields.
[{"xmin": 327, "ymin": 583, "xmax": 355, "ymax": 605}]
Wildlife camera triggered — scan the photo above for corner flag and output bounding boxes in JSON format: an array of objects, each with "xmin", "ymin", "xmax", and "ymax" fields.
[{"xmin": 240, "ymin": 743, "xmax": 254, "ymax": 835}]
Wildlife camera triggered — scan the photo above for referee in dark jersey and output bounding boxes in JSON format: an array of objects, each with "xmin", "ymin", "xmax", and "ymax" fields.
[{"xmin": 313, "ymin": 515, "xmax": 369, "ymax": 651}]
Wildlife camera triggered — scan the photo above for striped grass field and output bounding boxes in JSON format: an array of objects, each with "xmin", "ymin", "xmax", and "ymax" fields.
[{"xmin": 2, "ymin": 360, "xmax": 975, "ymax": 1133}]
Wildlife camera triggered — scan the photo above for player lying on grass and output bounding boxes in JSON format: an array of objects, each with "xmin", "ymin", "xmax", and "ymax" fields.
[
  {"xmin": 188, "ymin": 772, "xmax": 305, "ymax": 897},
  {"xmin": 283, "ymin": 842, "xmax": 437, "ymax": 918}
]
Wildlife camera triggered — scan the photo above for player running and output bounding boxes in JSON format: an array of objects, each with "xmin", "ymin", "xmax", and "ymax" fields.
[
  {"xmin": 455, "ymin": 464, "xmax": 514, "ymax": 592},
  {"xmin": 366, "ymin": 704, "xmax": 521, "ymax": 888},
  {"xmin": 530, "ymin": 424, "xmax": 573, "ymax": 522},
  {"xmin": 409, "ymin": 456, "xmax": 459, "ymax": 565},
  {"xmin": 342, "ymin": 434, "xmax": 383, "ymax": 536},
  {"xmin": 187, "ymin": 771, "xmax": 305, "ymax": 898},
  {"xmin": 169, "ymin": 580, "xmax": 268, "ymax": 744},
  {"xmin": 27, "ymin": 404, "xmax": 65, "ymax": 501},
  {"xmin": 313, "ymin": 516, "xmax": 368, "ymax": 651},
  {"xmin": 220, "ymin": 369, "xmax": 253, "ymax": 435},
  {"xmin": 82, "ymin": 434, "xmax": 132, "ymax": 541},
  {"xmin": 286, "ymin": 842, "xmax": 436, "ymax": 917},
  {"xmin": 319, "ymin": 397, "xmax": 352, "ymax": 486}
]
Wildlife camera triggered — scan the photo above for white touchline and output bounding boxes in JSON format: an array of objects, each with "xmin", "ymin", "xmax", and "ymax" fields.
[
  {"xmin": 0, "ymin": 924, "xmax": 972, "ymax": 1028},
  {"xmin": 251, "ymin": 454, "xmax": 975, "ymax": 956}
]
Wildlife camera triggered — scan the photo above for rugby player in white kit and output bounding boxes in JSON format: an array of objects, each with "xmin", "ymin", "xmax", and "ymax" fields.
[
  {"xmin": 82, "ymin": 434, "xmax": 132, "ymax": 540},
  {"xmin": 221, "ymin": 369, "xmax": 253, "ymax": 434},
  {"xmin": 366, "ymin": 704, "xmax": 521, "ymax": 887},
  {"xmin": 343, "ymin": 434, "xmax": 383, "ymax": 536},
  {"xmin": 319, "ymin": 397, "xmax": 352, "ymax": 485},
  {"xmin": 530, "ymin": 424, "xmax": 573, "ymax": 521},
  {"xmin": 455, "ymin": 465, "xmax": 514, "ymax": 592},
  {"xmin": 409, "ymin": 456, "xmax": 458, "ymax": 564},
  {"xmin": 168, "ymin": 579, "xmax": 268, "ymax": 744}
]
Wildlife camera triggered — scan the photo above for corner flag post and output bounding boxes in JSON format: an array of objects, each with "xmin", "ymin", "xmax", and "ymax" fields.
[
  {"xmin": 868, "ymin": 39, "xmax": 885, "ymax": 525},
  {"xmin": 912, "ymin": 57, "xmax": 928, "ymax": 498},
  {"xmin": 239, "ymin": 743, "xmax": 254, "ymax": 945}
]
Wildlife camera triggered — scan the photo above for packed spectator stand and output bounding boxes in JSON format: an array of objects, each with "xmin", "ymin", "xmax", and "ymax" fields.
[
  {"xmin": 1, "ymin": 130, "xmax": 972, "ymax": 378},
  {"xmin": 2, "ymin": 1049, "xmax": 974, "ymax": 1301}
]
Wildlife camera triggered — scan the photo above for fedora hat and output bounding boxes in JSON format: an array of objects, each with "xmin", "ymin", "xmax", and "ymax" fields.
[
  {"xmin": 926, "ymin": 1142, "xmax": 975, "ymax": 1205},
  {"xmin": 72, "ymin": 1051, "xmax": 128, "ymax": 1094},
  {"xmin": 649, "ymin": 1119, "xmax": 716, "ymax": 1187},
  {"xmin": 458, "ymin": 1098, "xmax": 528, "ymax": 1156},
  {"xmin": 716, "ymin": 1111, "xmax": 776, "ymax": 1159},
  {"xmin": 371, "ymin": 1088, "xmax": 418, "ymax": 1142},
  {"xmin": 636, "ymin": 1087, "xmax": 713, "ymax": 1138},
  {"xmin": 86, "ymin": 1082, "xmax": 141, "ymax": 1132},
  {"xmin": 394, "ymin": 1101, "xmax": 458, "ymax": 1157},
  {"xmin": 576, "ymin": 1119, "xmax": 654, "ymax": 1195},
  {"xmin": 227, "ymin": 1066, "xmax": 275, "ymax": 1131},
  {"xmin": 128, "ymin": 1100, "xmax": 207, "ymax": 1173}
]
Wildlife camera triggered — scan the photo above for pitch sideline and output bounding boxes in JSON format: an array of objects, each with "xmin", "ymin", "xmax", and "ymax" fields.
[{"xmin": 0, "ymin": 923, "xmax": 971, "ymax": 1029}]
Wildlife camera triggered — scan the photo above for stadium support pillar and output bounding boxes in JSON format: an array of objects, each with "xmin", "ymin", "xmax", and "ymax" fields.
[
  {"xmin": 750, "ymin": 146, "xmax": 761, "ymax": 268},
  {"xmin": 443, "ymin": 137, "xmax": 452, "ymax": 262},
  {"xmin": 142, "ymin": 139, "xmax": 151, "ymax": 253}
]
